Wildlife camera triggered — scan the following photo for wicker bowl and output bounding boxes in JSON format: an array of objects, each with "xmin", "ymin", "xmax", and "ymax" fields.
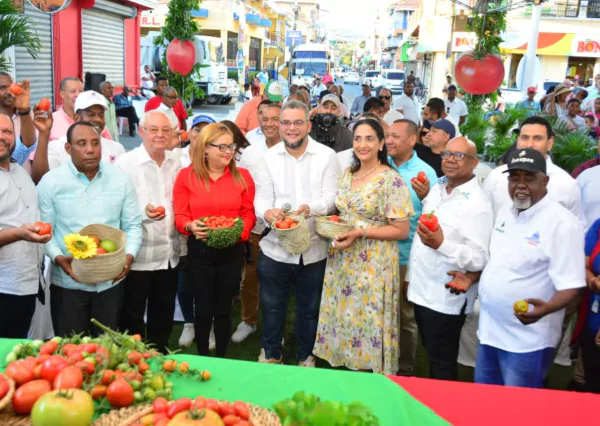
[
  {"xmin": 72, "ymin": 224, "xmax": 127, "ymax": 284},
  {"xmin": 273, "ymin": 214, "xmax": 311, "ymax": 255},
  {"xmin": 315, "ymin": 216, "xmax": 353, "ymax": 239},
  {"xmin": 0, "ymin": 373, "xmax": 15, "ymax": 412}
]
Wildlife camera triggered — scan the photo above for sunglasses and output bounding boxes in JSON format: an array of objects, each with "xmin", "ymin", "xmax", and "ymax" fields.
[{"xmin": 379, "ymin": 96, "xmax": 391, "ymax": 100}]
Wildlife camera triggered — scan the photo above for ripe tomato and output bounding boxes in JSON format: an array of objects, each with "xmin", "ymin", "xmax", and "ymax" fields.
[
  {"xmin": 60, "ymin": 343, "xmax": 77, "ymax": 357},
  {"xmin": 96, "ymin": 247, "xmax": 107, "ymax": 255},
  {"xmin": 40, "ymin": 356, "xmax": 70, "ymax": 383},
  {"xmin": 131, "ymin": 334, "xmax": 142, "ymax": 341},
  {"xmin": 152, "ymin": 396, "xmax": 169, "ymax": 414},
  {"xmin": 154, "ymin": 206, "xmax": 166, "ymax": 215},
  {"xmin": 68, "ymin": 352, "xmax": 84, "ymax": 364},
  {"xmin": 9, "ymin": 83, "xmax": 23, "ymax": 96},
  {"xmin": 169, "ymin": 409, "xmax": 223, "ymax": 425},
  {"xmin": 33, "ymin": 364, "xmax": 43, "ymax": 379},
  {"xmin": 88, "ymin": 235, "xmax": 101, "ymax": 246},
  {"xmin": 417, "ymin": 171, "xmax": 427, "ymax": 183},
  {"xmin": 275, "ymin": 221, "xmax": 290, "ymax": 229},
  {"xmin": 0, "ymin": 378, "xmax": 9, "ymax": 399},
  {"xmin": 74, "ymin": 361, "xmax": 95, "ymax": 376},
  {"xmin": 178, "ymin": 361, "xmax": 189, "ymax": 373},
  {"xmin": 219, "ymin": 401, "xmax": 236, "ymax": 417},
  {"xmin": 233, "ymin": 401, "xmax": 250, "ymax": 420},
  {"xmin": 53, "ymin": 366, "xmax": 83, "ymax": 390},
  {"xmin": 193, "ymin": 396, "xmax": 206, "ymax": 410},
  {"xmin": 163, "ymin": 359, "xmax": 177, "ymax": 372},
  {"xmin": 205, "ymin": 398, "xmax": 220, "ymax": 413},
  {"xmin": 106, "ymin": 379, "xmax": 134, "ymax": 408},
  {"xmin": 180, "ymin": 130, "xmax": 189, "ymax": 141},
  {"xmin": 6, "ymin": 361, "xmax": 35, "ymax": 386},
  {"xmin": 90, "ymin": 384, "xmax": 107, "ymax": 400},
  {"xmin": 138, "ymin": 360, "xmax": 149, "ymax": 374},
  {"xmin": 12, "ymin": 379, "xmax": 52, "ymax": 414},
  {"xmin": 38, "ymin": 223, "xmax": 52, "ymax": 235},
  {"xmin": 329, "ymin": 215, "xmax": 340, "ymax": 223},
  {"xmin": 38, "ymin": 98, "xmax": 51, "ymax": 112},
  {"xmin": 222, "ymin": 414, "xmax": 241, "ymax": 426},
  {"xmin": 31, "ymin": 389, "xmax": 94, "ymax": 426},
  {"xmin": 418, "ymin": 212, "xmax": 439, "ymax": 232},
  {"xmin": 127, "ymin": 351, "xmax": 142, "ymax": 365},
  {"xmin": 36, "ymin": 354, "xmax": 51, "ymax": 365},
  {"xmin": 40, "ymin": 340, "xmax": 59, "ymax": 355},
  {"xmin": 167, "ymin": 398, "xmax": 192, "ymax": 418}
]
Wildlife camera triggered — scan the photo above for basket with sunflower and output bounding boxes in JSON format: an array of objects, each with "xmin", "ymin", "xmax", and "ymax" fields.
[{"xmin": 66, "ymin": 224, "xmax": 127, "ymax": 284}]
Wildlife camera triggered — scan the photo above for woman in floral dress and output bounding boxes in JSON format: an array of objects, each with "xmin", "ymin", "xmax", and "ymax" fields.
[{"xmin": 313, "ymin": 118, "xmax": 414, "ymax": 374}]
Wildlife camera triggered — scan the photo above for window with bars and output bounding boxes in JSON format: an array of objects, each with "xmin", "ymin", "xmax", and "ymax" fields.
[{"xmin": 545, "ymin": 0, "xmax": 580, "ymax": 17}]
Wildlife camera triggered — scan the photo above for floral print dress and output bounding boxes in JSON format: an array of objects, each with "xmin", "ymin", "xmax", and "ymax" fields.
[{"xmin": 313, "ymin": 168, "xmax": 414, "ymax": 374}]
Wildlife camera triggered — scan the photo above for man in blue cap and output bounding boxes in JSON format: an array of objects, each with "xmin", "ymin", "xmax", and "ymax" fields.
[{"xmin": 415, "ymin": 118, "xmax": 455, "ymax": 177}]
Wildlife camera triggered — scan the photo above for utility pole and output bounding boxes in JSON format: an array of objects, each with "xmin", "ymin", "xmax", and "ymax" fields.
[
  {"xmin": 521, "ymin": 3, "xmax": 542, "ymax": 96},
  {"xmin": 237, "ymin": 0, "xmax": 247, "ymax": 88}
]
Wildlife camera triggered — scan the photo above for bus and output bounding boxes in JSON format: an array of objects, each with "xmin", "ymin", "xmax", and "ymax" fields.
[{"xmin": 289, "ymin": 43, "xmax": 332, "ymax": 87}]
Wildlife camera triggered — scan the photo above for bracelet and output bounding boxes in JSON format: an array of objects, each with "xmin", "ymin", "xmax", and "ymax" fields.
[
  {"xmin": 17, "ymin": 108, "xmax": 31, "ymax": 116},
  {"xmin": 362, "ymin": 228, "xmax": 368, "ymax": 239}
]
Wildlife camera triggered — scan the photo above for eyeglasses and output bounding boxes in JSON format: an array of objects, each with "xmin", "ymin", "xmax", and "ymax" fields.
[
  {"xmin": 208, "ymin": 143, "xmax": 237, "ymax": 152},
  {"xmin": 379, "ymin": 96, "xmax": 391, "ymax": 100},
  {"xmin": 280, "ymin": 120, "xmax": 306, "ymax": 127},
  {"xmin": 440, "ymin": 151, "xmax": 475, "ymax": 161},
  {"xmin": 143, "ymin": 127, "xmax": 173, "ymax": 136}
]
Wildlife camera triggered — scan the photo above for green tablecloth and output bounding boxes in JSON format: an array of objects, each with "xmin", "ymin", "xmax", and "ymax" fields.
[{"xmin": 0, "ymin": 339, "xmax": 448, "ymax": 425}]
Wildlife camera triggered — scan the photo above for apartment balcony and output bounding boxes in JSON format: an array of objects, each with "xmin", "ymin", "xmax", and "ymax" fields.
[{"xmin": 265, "ymin": 32, "xmax": 285, "ymax": 51}]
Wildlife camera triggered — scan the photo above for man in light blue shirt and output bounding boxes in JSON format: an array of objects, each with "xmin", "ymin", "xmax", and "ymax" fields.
[
  {"xmin": 257, "ymin": 68, "xmax": 269, "ymax": 86},
  {"xmin": 37, "ymin": 121, "xmax": 142, "ymax": 336},
  {"xmin": 516, "ymin": 87, "xmax": 541, "ymax": 118},
  {"xmin": 385, "ymin": 118, "xmax": 437, "ymax": 376},
  {"xmin": 350, "ymin": 84, "xmax": 372, "ymax": 117}
]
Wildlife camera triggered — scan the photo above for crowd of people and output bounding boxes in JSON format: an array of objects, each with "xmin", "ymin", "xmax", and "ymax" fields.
[{"xmin": 1, "ymin": 67, "xmax": 600, "ymax": 395}]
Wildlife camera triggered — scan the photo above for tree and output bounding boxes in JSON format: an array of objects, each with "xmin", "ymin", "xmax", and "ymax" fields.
[
  {"xmin": 0, "ymin": 0, "xmax": 41, "ymax": 73},
  {"xmin": 154, "ymin": 0, "xmax": 203, "ymax": 110}
]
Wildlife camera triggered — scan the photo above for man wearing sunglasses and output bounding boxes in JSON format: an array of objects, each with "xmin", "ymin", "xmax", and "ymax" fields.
[
  {"xmin": 378, "ymin": 88, "xmax": 403, "ymax": 125},
  {"xmin": 407, "ymin": 136, "xmax": 493, "ymax": 381}
]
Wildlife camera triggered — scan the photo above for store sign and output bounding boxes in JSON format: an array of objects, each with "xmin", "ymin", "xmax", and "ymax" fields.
[
  {"xmin": 573, "ymin": 37, "xmax": 600, "ymax": 56},
  {"xmin": 27, "ymin": 0, "xmax": 71, "ymax": 14},
  {"xmin": 453, "ymin": 32, "xmax": 476, "ymax": 52},
  {"xmin": 141, "ymin": 11, "xmax": 165, "ymax": 28}
]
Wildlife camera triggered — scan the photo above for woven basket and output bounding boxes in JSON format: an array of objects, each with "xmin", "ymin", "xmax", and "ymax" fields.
[
  {"xmin": 72, "ymin": 224, "xmax": 127, "ymax": 284},
  {"xmin": 0, "ymin": 374, "xmax": 15, "ymax": 412},
  {"xmin": 315, "ymin": 216, "xmax": 353, "ymax": 239},
  {"xmin": 273, "ymin": 214, "xmax": 311, "ymax": 255}
]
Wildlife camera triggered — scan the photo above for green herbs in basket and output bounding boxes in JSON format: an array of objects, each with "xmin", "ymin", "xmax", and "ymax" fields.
[
  {"xmin": 199, "ymin": 216, "xmax": 243, "ymax": 249},
  {"xmin": 273, "ymin": 391, "xmax": 380, "ymax": 426}
]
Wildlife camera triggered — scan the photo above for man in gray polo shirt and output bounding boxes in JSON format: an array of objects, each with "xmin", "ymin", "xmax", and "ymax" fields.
[{"xmin": 0, "ymin": 112, "xmax": 52, "ymax": 338}]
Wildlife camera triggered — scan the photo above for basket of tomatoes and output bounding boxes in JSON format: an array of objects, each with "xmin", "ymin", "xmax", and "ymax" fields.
[
  {"xmin": 198, "ymin": 216, "xmax": 244, "ymax": 249},
  {"xmin": 273, "ymin": 214, "xmax": 310, "ymax": 255},
  {"xmin": 314, "ymin": 215, "xmax": 353, "ymax": 240}
]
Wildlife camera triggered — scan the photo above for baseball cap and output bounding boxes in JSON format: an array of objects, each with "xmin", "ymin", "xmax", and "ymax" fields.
[
  {"xmin": 265, "ymin": 80, "xmax": 283, "ymax": 102},
  {"xmin": 75, "ymin": 90, "xmax": 108, "ymax": 111},
  {"xmin": 503, "ymin": 148, "xmax": 546, "ymax": 175},
  {"xmin": 319, "ymin": 90, "xmax": 331, "ymax": 99},
  {"xmin": 430, "ymin": 119, "xmax": 456, "ymax": 139},
  {"xmin": 321, "ymin": 94, "xmax": 340, "ymax": 108},
  {"xmin": 447, "ymin": 84, "xmax": 457, "ymax": 91},
  {"xmin": 191, "ymin": 114, "xmax": 216, "ymax": 129},
  {"xmin": 527, "ymin": 86, "xmax": 537, "ymax": 94}
]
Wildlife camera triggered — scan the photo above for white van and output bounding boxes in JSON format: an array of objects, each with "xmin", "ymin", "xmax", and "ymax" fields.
[{"xmin": 382, "ymin": 69, "xmax": 406, "ymax": 94}]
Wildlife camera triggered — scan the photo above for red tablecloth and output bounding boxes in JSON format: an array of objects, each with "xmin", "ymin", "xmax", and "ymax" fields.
[{"xmin": 390, "ymin": 376, "xmax": 600, "ymax": 425}]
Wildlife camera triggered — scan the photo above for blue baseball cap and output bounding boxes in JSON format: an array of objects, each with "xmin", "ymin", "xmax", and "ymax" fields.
[
  {"xmin": 191, "ymin": 114, "xmax": 216, "ymax": 129},
  {"xmin": 430, "ymin": 118, "xmax": 456, "ymax": 139}
]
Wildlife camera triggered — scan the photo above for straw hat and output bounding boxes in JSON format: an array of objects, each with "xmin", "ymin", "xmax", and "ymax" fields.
[{"xmin": 552, "ymin": 84, "xmax": 572, "ymax": 98}]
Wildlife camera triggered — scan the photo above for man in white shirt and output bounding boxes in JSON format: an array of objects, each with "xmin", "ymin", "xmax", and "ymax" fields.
[
  {"xmin": 483, "ymin": 116, "xmax": 586, "ymax": 228},
  {"xmin": 245, "ymin": 100, "xmax": 274, "ymax": 145},
  {"xmin": 407, "ymin": 137, "xmax": 493, "ymax": 381},
  {"xmin": 233, "ymin": 103, "xmax": 281, "ymax": 343},
  {"xmin": 30, "ymin": 91, "xmax": 125, "ymax": 183},
  {"xmin": 254, "ymin": 100, "xmax": 340, "ymax": 366},
  {"xmin": 394, "ymin": 81, "xmax": 421, "ymax": 126},
  {"xmin": 461, "ymin": 149, "xmax": 585, "ymax": 388},
  {"xmin": 116, "ymin": 110, "xmax": 181, "ymax": 354},
  {"xmin": 576, "ymin": 165, "xmax": 600, "ymax": 228},
  {"xmin": 141, "ymin": 65, "xmax": 156, "ymax": 90},
  {"xmin": 310, "ymin": 77, "xmax": 327, "ymax": 101},
  {"xmin": 444, "ymin": 85, "xmax": 468, "ymax": 126},
  {"xmin": 378, "ymin": 87, "xmax": 403, "ymax": 125}
]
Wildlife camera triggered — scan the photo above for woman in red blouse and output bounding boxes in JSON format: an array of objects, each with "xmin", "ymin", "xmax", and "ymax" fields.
[{"xmin": 174, "ymin": 123, "xmax": 256, "ymax": 357}]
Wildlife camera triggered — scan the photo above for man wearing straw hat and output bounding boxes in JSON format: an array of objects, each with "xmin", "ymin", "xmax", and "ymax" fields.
[{"xmin": 37, "ymin": 121, "xmax": 143, "ymax": 337}]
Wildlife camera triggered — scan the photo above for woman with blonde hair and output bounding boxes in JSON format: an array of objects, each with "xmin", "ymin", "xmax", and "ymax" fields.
[{"xmin": 173, "ymin": 123, "xmax": 256, "ymax": 357}]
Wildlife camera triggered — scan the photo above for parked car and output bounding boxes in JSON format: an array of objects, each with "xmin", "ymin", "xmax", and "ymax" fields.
[
  {"xmin": 381, "ymin": 69, "xmax": 405, "ymax": 94},
  {"xmin": 362, "ymin": 70, "xmax": 382, "ymax": 88},
  {"xmin": 344, "ymin": 72, "xmax": 361, "ymax": 85}
]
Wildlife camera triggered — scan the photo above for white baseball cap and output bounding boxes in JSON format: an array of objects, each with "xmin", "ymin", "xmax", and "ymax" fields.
[{"xmin": 74, "ymin": 90, "xmax": 109, "ymax": 112}]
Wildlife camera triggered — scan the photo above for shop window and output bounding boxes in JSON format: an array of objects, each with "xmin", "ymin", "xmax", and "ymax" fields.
[
  {"xmin": 547, "ymin": 0, "xmax": 580, "ymax": 17},
  {"xmin": 588, "ymin": 0, "xmax": 600, "ymax": 18},
  {"xmin": 227, "ymin": 31, "xmax": 238, "ymax": 68}
]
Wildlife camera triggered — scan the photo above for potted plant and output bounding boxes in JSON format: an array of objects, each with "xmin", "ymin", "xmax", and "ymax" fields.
[{"xmin": 0, "ymin": 0, "xmax": 41, "ymax": 73}]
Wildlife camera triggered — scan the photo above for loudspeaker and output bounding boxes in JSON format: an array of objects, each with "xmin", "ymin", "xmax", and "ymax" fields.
[{"xmin": 84, "ymin": 72, "xmax": 106, "ymax": 93}]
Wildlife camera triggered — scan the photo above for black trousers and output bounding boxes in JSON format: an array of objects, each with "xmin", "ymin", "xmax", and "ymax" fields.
[
  {"xmin": 187, "ymin": 239, "xmax": 245, "ymax": 358},
  {"xmin": 414, "ymin": 303, "xmax": 466, "ymax": 381},
  {"xmin": 582, "ymin": 330, "xmax": 600, "ymax": 393},
  {"xmin": 50, "ymin": 283, "xmax": 124, "ymax": 337},
  {"xmin": 0, "ymin": 292, "xmax": 36, "ymax": 338},
  {"xmin": 116, "ymin": 106, "xmax": 139, "ymax": 132}
]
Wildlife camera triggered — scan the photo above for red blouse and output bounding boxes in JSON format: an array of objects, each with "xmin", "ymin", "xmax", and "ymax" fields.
[{"xmin": 174, "ymin": 166, "xmax": 256, "ymax": 242}]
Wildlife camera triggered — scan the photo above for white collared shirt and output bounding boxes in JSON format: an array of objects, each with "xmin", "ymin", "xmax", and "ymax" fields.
[
  {"xmin": 383, "ymin": 108, "xmax": 404, "ymax": 126},
  {"xmin": 48, "ymin": 136, "xmax": 125, "ymax": 170},
  {"xmin": 157, "ymin": 103, "xmax": 180, "ymax": 130},
  {"xmin": 408, "ymin": 177, "xmax": 493, "ymax": 315},
  {"xmin": 483, "ymin": 156, "xmax": 586, "ymax": 228},
  {"xmin": 444, "ymin": 97, "xmax": 468, "ymax": 123},
  {"xmin": 393, "ymin": 94, "xmax": 421, "ymax": 125},
  {"xmin": 576, "ymin": 165, "xmax": 600, "ymax": 229},
  {"xmin": 478, "ymin": 196, "xmax": 586, "ymax": 352},
  {"xmin": 246, "ymin": 127, "xmax": 264, "ymax": 145},
  {"xmin": 254, "ymin": 137, "xmax": 341, "ymax": 265},
  {"xmin": 336, "ymin": 148, "xmax": 354, "ymax": 173},
  {"xmin": 116, "ymin": 146, "xmax": 182, "ymax": 271}
]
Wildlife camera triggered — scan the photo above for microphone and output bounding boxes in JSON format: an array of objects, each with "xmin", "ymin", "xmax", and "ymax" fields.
[{"xmin": 261, "ymin": 203, "xmax": 292, "ymax": 238}]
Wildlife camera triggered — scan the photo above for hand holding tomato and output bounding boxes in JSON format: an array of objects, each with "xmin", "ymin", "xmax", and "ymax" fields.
[
  {"xmin": 112, "ymin": 253, "xmax": 134, "ymax": 283},
  {"xmin": 18, "ymin": 223, "xmax": 52, "ymax": 244},
  {"xmin": 11, "ymin": 79, "xmax": 31, "ymax": 113},
  {"xmin": 410, "ymin": 172, "xmax": 431, "ymax": 201},
  {"xmin": 32, "ymin": 104, "xmax": 54, "ymax": 134},
  {"xmin": 333, "ymin": 229, "xmax": 362, "ymax": 250},
  {"xmin": 445, "ymin": 270, "xmax": 474, "ymax": 295},
  {"xmin": 146, "ymin": 204, "xmax": 166, "ymax": 221},
  {"xmin": 416, "ymin": 217, "xmax": 443, "ymax": 250}
]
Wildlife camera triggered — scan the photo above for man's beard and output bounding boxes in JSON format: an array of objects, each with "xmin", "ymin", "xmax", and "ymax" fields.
[
  {"xmin": 513, "ymin": 197, "xmax": 532, "ymax": 210},
  {"xmin": 0, "ymin": 141, "xmax": 15, "ymax": 164},
  {"xmin": 283, "ymin": 135, "xmax": 305, "ymax": 150}
]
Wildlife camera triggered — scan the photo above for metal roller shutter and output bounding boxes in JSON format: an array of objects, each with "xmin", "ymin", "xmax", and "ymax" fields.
[
  {"xmin": 15, "ymin": 1, "xmax": 54, "ymax": 106},
  {"xmin": 82, "ymin": 8, "xmax": 126, "ymax": 86}
]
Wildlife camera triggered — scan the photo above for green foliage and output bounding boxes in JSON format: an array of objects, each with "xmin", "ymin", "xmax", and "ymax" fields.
[
  {"xmin": 482, "ymin": 105, "xmax": 526, "ymax": 161},
  {"xmin": 153, "ymin": 0, "xmax": 204, "ymax": 109},
  {"xmin": 552, "ymin": 127, "xmax": 597, "ymax": 173},
  {"xmin": 202, "ymin": 217, "xmax": 244, "ymax": 249},
  {"xmin": 460, "ymin": 111, "xmax": 491, "ymax": 154},
  {"xmin": 228, "ymin": 70, "xmax": 239, "ymax": 81},
  {"xmin": 0, "ymin": 0, "xmax": 41, "ymax": 73}
]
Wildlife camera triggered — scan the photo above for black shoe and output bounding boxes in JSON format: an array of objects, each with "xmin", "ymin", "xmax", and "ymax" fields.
[{"xmin": 129, "ymin": 130, "xmax": 135, "ymax": 137}]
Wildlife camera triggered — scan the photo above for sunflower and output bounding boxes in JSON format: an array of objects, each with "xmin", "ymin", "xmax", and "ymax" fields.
[{"xmin": 64, "ymin": 233, "xmax": 98, "ymax": 259}]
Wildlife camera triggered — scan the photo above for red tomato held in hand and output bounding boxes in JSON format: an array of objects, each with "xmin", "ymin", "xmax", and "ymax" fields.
[
  {"xmin": 53, "ymin": 366, "xmax": 83, "ymax": 390},
  {"xmin": 38, "ymin": 98, "xmax": 51, "ymax": 112},
  {"xmin": 154, "ymin": 206, "xmax": 166, "ymax": 215},
  {"xmin": 417, "ymin": 171, "xmax": 427, "ymax": 183},
  {"xmin": 454, "ymin": 53, "xmax": 504, "ymax": 95},
  {"xmin": 106, "ymin": 379, "xmax": 134, "ymax": 408},
  {"xmin": 180, "ymin": 131, "xmax": 189, "ymax": 141},
  {"xmin": 12, "ymin": 379, "xmax": 52, "ymax": 414},
  {"xmin": 9, "ymin": 83, "xmax": 23, "ymax": 96},
  {"xmin": 419, "ymin": 212, "xmax": 439, "ymax": 232},
  {"xmin": 40, "ymin": 356, "xmax": 70, "ymax": 384}
]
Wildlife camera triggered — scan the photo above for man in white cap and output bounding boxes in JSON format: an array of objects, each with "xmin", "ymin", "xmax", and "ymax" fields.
[
  {"xmin": 31, "ymin": 90, "xmax": 125, "ymax": 183},
  {"xmin": 235, "ymin": 80, "xmax": 283, "ymax": 135}
]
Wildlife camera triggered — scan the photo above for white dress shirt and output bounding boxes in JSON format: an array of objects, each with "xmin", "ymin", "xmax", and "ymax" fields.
[
  {"xmin": 157, "ymin": 104, "xmax": 180, "ymax": 131},
  {"xmin": 336, "ymin": 148, "xmax": 354, "ymax": 173},
  {"xmin": 576, "ymin": 165, "xmax": 600, "ymax": 228},
  {"xmin": 116, "ymin": 146, "xmax": 182, "ymax": 271},
  {"xmin": 383, "ymin": 108, "xmax": 404, "ymax": 126},
  {"xmin": 478, "ymin": 196, "xmax": 586, "ymax": 352},
  {"xmin": 254, "ymin": 137, "xmax": 341, "ymax": 265},
  {"xmin": 393, "ymin": 94, "xmax": 421, "ymax": 125},
  {"xmin": 408, "ymin": 176, "xmax": 493, "ymax": 315},
  {"xmin": 483, "ymin": 156, "xmax": 586, "ymax": 228},
  {"xmin": 444, "ymin": 98, "xmax": 468, "ymax": 123},
  {"xmin": 48, "ymin": 136, "xmax": 125, "ymax": 169},
  {"xmin": 246, "ymin": 127, "xmax": 264, "ymax": 145}
]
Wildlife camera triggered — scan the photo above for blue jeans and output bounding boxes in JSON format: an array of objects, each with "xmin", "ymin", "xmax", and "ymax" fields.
[
  {"xmin": 258, "ymin": 252, "xmax": 326, "ymax": 362},
  {"xmin": 474, "ymin": 344, "xmax": 555, "ymax": 388},
  {"xmin": 177, "ymin": 261, "xmax": 194, "ymax": 323}
]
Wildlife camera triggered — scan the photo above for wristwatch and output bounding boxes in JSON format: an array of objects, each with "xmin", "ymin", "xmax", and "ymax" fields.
[{"xmin": 17, "ymin": 108, "xmax": 31, "ymax": 116}]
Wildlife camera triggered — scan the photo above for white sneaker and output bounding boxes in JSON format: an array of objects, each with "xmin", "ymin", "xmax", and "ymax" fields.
[
  {"xmin": 231, "ymin": 322, "xmax": 257, "ymax": 343},
  {"xmin": 179, "ymin": 323, "xmax": 195, "ymax": 348},
  {"xmin": 209, "ymin": 328, "xmax": 216, "ymax": 351},
  {"xmin": 258, "ymin": 348, "xmax": 282, "ymax": 364},
  {"xmin": 298, "ymin": 355, "xmax": 316, "ymax": 368}
]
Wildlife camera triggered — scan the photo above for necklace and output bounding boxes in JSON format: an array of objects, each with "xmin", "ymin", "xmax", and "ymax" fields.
[{"xmin": 352, "ymin": 161, "xmax": 380, "ymax": 181}]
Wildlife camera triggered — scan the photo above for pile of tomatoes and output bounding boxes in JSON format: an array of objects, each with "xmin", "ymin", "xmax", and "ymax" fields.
[
  {"xmin": 133, "ymin": 397, "xmax": 252, "ymax": 426},
  {"xmin": 0, "ymin": 373, "xmax": 10, "ymax": 400},
  {"xmin": 274, "ymin": 216, "xmax": 299, "ymax": 230},
  {"xmin": 202, "ymin": 216, "xmax": 237, "ymax": 230}
]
